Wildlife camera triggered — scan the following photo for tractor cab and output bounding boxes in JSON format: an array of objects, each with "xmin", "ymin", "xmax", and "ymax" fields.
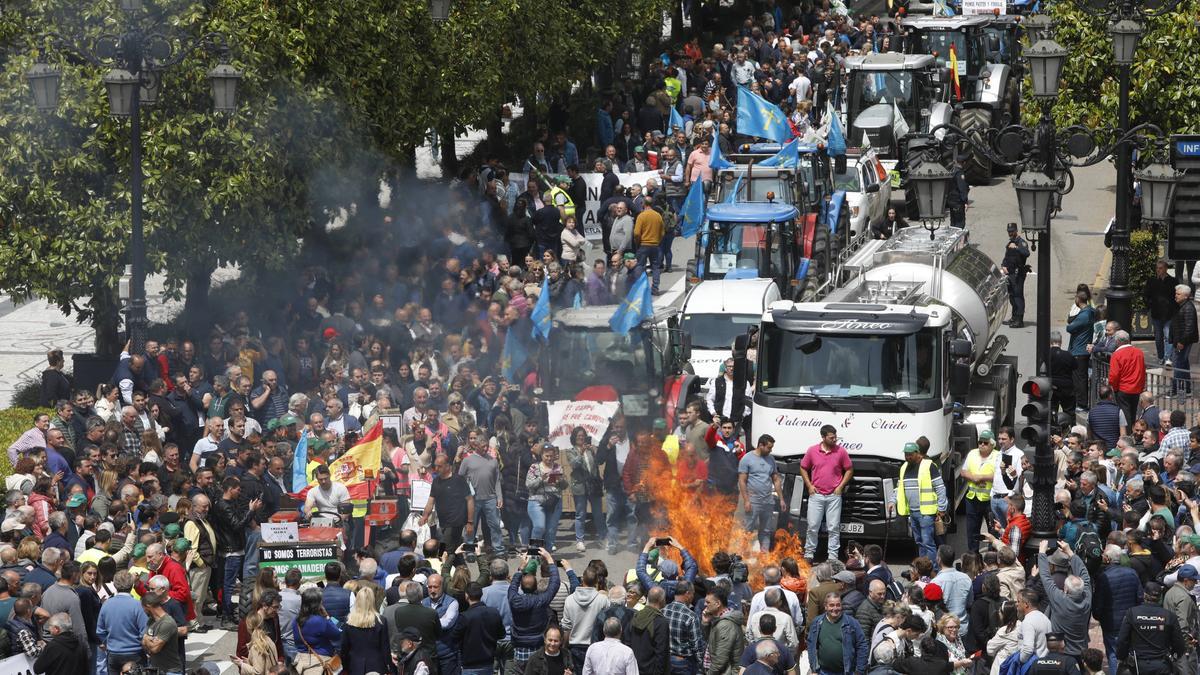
[
  {"xmin": 901, "ymin": 15, "xmax": 993, "ymax": 80},
  {"xmin": 843, "ymin": 53, "xmax": 948, "ymax": 160},
  {"xmin": 727, "ymin": 142, "xmax": 832, "ymax": 211},
  {"xmin": 694, "ymin": 202, "xmax": 800, "ymax": 291}
]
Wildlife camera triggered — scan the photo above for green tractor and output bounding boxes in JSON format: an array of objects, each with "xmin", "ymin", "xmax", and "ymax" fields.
[{"xmin": 900, "ymin": 14, "xmax": 1022, "ymax": 184}]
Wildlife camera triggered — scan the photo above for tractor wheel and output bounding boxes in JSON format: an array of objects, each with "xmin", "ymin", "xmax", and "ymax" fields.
[{"xmin": 959, "ymin": 107, "xmax": 994, "ymax": 185}]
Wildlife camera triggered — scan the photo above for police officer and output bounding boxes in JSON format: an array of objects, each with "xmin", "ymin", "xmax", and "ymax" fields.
[
  {"xmin": 1030, "ymin": 633, "xmax": 1081, "ymax": 674},
  {"xmin": 947, "ymin": 157, "xmax": 970, "ymax": 229},
  {"xmin": 1001, "ymin": 222, "xmax": 1030, "ymax": 328},
  {"xmin": 1116, "ymin": 581, "xmax": 1187, "ymax": 675}
]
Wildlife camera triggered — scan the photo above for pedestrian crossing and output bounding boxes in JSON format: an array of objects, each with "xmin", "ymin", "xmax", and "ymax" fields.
[{"xmin": 186, "ymin": 627, "xmax": 237, "ymax": 674}]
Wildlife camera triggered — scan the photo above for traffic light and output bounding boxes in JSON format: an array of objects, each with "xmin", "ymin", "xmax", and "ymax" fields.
[{"xmin": 1020, "ymin": 377, "xmax": 1051, "ymax": 448}]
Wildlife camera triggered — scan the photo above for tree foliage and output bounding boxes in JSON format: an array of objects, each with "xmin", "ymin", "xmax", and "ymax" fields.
[
  {"xmin": 1046, "ymin": 1, "xmax": 1200, "ymax": 136},
  {"xmin": 0, "ymin": 0, "xmax": 670, "ymax": 352}
]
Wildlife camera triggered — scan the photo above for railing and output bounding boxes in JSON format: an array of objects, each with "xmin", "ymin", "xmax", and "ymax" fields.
[{"xmin": 1089, "ymin": 352, "xmax": 1200, "ymax": 419}]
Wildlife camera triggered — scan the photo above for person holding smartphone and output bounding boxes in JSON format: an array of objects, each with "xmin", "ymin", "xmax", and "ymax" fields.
[{"xmin": 526, "ymin": 444, "xmax": 565, "ymax": 552}]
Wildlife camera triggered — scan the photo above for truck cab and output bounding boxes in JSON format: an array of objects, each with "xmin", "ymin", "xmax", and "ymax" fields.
[
  {"xmin": 842, "ymin": 52, "xmax": 952, "ymax": 160},
  {"xmin": 690, "ymin": 202, "xmax": 800, "ymax": 291}
]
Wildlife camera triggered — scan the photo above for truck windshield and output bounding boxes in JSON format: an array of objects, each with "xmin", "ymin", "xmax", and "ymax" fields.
[
  {"xmin": 721, "ymin": 175, "xmax": 791, "ymax": 203},
  {"xmin": 916, "ymin": 30, "xmax": 979, "ymax": 75},
  {"xmin": 705, "ymin": 224, "xmax": 781, "ymax": 278},
  {"xmin": 680, "ymin": 313, "xmax": 760, "ymax": 350},
  {"xmin": 545, "ymin": 328, "xmax": 656, "ymax": 398},
  {"xmin": 847, "ymin": 71, "xmax": 919, "ymax": 137},
  {"xmin": 757, "ymin": 323, "xmax": 939, "ymax": 399}
]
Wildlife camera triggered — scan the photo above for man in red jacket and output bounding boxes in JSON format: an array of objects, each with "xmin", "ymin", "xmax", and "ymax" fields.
[
  {"xmin": 1108, "ymin": 330, "xmax": 1145, "ymax": 426},
  {"xmin": 137, "ymin": 542, "xmax": 195, "ymax": 622}
]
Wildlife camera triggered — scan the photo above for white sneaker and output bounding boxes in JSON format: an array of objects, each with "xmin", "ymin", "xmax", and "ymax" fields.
[{"xmin": 575, "ymin": 541, "xmax": 586, "ymax": 553}]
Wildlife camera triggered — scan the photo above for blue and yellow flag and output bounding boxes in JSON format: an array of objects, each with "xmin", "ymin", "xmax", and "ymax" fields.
[
  {"xmin": 736, "ymin": 86, "xmax": 790, "ymax": 143},
  {"xmin": 290, "ymin": 430, "xmax": 308, "ymax": 495},
  {"xmin": 758, "ymin": 138, "xmax": 800, "ymax": 168},
  {"xmin": 725, "ymin": 174, "xmax": 744, "ymax": 204},
  {"xmin": 531, "ymin": 275, "xmax": 552, "ymax": 341},
  {"xmin": 828, "ymin": 111, "xmax": 847, "ymax": 157},
  {"xmin": 679, "ymin": 178, "xmax": 706, "ymax": 238},
  {"xmin": 501, "ymin": 328, "xmax": 530, "ymax": 381},
  {"xmin": 668, "ymin": 106, "xmax": 684, "ymax": 133},
  {"xmin": 609, "ymin": 273, "xmax": 654, "ymax": 336},
  {"xmin": 709, "ymin": 129, "xmax": 734, "ymax": 170}
]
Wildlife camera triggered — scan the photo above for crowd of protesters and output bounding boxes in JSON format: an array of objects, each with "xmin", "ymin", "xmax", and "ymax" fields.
[{"xmin": 5, "ymin": 4, "xmax": 1200, "ymax": 675}]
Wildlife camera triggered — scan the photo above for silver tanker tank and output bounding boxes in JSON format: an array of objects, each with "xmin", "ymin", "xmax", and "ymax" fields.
[{"xmin": 825, "ymin": 226, "xmax": 1009, "ymax": 364}]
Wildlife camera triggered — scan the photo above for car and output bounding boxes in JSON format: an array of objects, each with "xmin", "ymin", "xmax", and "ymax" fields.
[{"xmin": 833, "ymin": 151, "xmax": 893, "ymax": 237}]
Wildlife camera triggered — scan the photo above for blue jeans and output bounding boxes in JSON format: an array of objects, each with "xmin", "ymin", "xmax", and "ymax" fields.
[
  {"xmin": 92, "ymin": 642, "xmax": 107, "ymax": 675},
  {"xmin": 746, "ymin": 501, "xmax": 775, "ymax": 551},
  {"xmin": 1103, "ymin": 629, "xmax": 1119, "ymax": 675},
  {"xmin": 990, "ymin": 496, "xmax": 1010, "ymax": 530},
  {"xmin": 473, "ymin": 497, "xmax": 506, "ymax": 553},
  {"xmin": 636, "ymin": 245, "xmax": 662, "ymax": 293},
  {"xmin": 670, "ymin": 655, "xmax": 698, "ymax": 675},
  {"xmin": 804, "ymin": 493, "xmax": 843, "ymax": 559},
  {"xmin": 463, "ymin": 668, "xmax": 493, "ymax": 675},
  {"xmin": 909, "ymin": 513, "xmax": 937, "ymax": 560},
  {"xmin": 1173, "ymin": 343, "xmax": 1193, "ymax": 395},
  {"xmin": 528, "ymin": 497, "xmax": 563, "ymax": 550},
  {"xmin": 1152, "ymin": 317, "xmax": 1173, "ymax": 362},
  {"xmin": 223, "ymin": 553, "xmax": 243, "ymax": 618},
  {"xmin": 574, "ymin": 492, "xmax": 607, "ymax": 542},
  {"xmin": 503, "ymin": 501, "xmax": 530, "ymax": 548},
  {"xmin": 659, "ymin": 226, "xmax": 677, "ymax": 270},
  {"xmin": 606, "ymin": 487, "xmax": 630, "ymax": 547}
]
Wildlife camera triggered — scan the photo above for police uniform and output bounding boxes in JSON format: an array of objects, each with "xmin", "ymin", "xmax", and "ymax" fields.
[
  {"xmin": 1029, "ymin": 651, "xmax": 1081, "ymax": 674},
  {"xmin": 1001, "ymin": 224, "xmax": 1030, "ymax": 327},
  {"xmin": 1116, "ymin": 595, "xmax": 1187, "ymax": 675}
]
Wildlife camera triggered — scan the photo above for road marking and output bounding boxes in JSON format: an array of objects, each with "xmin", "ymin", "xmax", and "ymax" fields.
[{"xmin": 1094, "ymin": 248, "xmax": 1113, "ymax": 291}]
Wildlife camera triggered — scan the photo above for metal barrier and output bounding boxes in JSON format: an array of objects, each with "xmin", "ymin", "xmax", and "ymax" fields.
[{"xmin": 1089, "ymin": 352, "xmax": 1200, "ymax": 419}]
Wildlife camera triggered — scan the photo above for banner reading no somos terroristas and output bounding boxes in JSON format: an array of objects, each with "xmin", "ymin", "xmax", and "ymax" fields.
[
  {"xmin": 511, "ymin": 171, "xmax": 660, "ymax": 240},
  {"xmin": 546, "ymin": 400, "xmax": 621, "ymax": 450}
]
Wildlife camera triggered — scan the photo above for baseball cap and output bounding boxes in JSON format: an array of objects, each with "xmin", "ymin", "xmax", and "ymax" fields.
[
  {"xmin": 903, "ymin": 442, "xmax": 920, "ymax": 455},
  {"xmin": 623, "ymin": 252, "xmax": 637, "ymax": 261},
  {"xmin": 658, "ymin": 558, "xmax": 680, "ymax": 579},
  {"xmin": 1006, "ymin": 222, "xmax": 1018, "ymax": 233},
  {"xmin": 1106, "ymin": 447, "xmax": 1122, "ymax": 457},
  {"xmin": 133, "ymin": 543, "xmax": 148, "ymax": 559},
  {"xmin": 1047, "ymin": 549, "xmax": 1071, "ymax": 568},
  {"xmin": 978, "ymin": 429, "xmax": 994, "ymax": 442},
  {"xmin": 163, "ymin": 523, "xmax": 183, "ymax": 539},
  {"xmin": 1, "ymin": 519, "xmax": 23, "ymax": 533},
  {"xmin": 267, "ymin": 419, "xmax": 281, "ymax": 431},
  {"xmin": 65, "ymin": 493, "xmax": 87, "ymax": 508},
  {"xmin": 923, "ymin": 583, "xmax": 943, "ymax": 602},
  {"xmin": 634, "ymin": 145, "xmax": 645, "ymax": 153},
  {"xmin": 399, "ymin": 627, "xmax": 422, "ymax": 641},
  {"xmin": 322, "ymin": 327, "xmax": 339, "ymax": 341},
  {"xmin": 1178, "ymin": 564, "xmax": 1199, "ymax": 580},
  {"xmin": 158, "ymin": 511, "xmax": 180, "ymax": 526},
  {"xmin": 833, "ymin": 570, "xmax": 856, "ymax": 584},
  {"xmin": 173, "ymin": 538, "xmax": 191, "ymax": 553},
  {"xmin": 1183, "ymin": 534, "xmax": 1200, "ymax": 550}
]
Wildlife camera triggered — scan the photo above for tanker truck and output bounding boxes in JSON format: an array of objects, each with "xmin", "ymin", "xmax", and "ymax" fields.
[{"xmin": 749, "ymin": 225, "xmax": 1017, "ymax": 540}]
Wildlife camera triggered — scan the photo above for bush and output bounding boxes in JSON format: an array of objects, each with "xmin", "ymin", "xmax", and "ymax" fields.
[
  {"xmin": 1129, "ymin": 229, "xmax": 1162, "ymax": 313},
  {"xmin": 10, "ymin": 379, "xmax": 42, "ymax": 410},
  {"xmin": 0, "ymin": 407, "xmax": 50, "ymax": 485}
]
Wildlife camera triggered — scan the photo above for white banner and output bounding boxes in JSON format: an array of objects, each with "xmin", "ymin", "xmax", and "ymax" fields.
[
  {"xmin": 511, "ymin": 170, "xmax": 660, "ymax": 240},
  {"xmin": 961, "ymin": 0, "xmax": 1006, "ymax": 13},
  {"xmin": 546, "ymin": 400, "xmax": 621, "ymax": 450},
  {"xmin": 1, "ymin": 653, "xmax": 35, "ymax": 675}
]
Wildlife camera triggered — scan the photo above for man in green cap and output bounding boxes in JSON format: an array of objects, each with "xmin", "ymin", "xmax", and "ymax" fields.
[
  {"xmin": 961, "ymin": 429, "xmax": 999, "ymax": 552},
  {"xmin": 896, "ymin": 442, "xmax": 947, "ymax": 560},
  {"xmin": 622, "ymin": 251, "xmax": 645, "ymax": 294}
]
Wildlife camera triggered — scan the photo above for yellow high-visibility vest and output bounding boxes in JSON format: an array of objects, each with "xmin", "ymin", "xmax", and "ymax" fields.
[
  {"xmin": 963, "ymin": 448, "xmax": 997, "ymax": 501},
  {"xmin": 549, "ymin": 186, "xmax": 574, "ymax": 217},
  {"xmin": 897, "ymin": 459, "xmax": 938, "ymax": 516}
]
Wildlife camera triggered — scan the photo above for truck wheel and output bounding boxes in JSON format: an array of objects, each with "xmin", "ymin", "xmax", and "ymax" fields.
[{"xmin": 959, "ymin": 107, "xmax": 993, "ymax": 185}]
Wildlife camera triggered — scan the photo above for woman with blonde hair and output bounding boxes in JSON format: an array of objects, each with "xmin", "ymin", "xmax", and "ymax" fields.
[
  {"xmin": 339, "ymin": 587, "xmax": 392, "ymax": 675},
  {"xmin": 935, "ymin": 613, "xmax": 972, "ymax": 675},
  {"xmin": 234, "ymin": 609, "xmax": 279, "ymax": 674}
]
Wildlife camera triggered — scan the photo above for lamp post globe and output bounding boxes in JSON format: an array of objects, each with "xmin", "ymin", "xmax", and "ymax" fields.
[
  {"xmin": 429, "ymin": 0, "xmax": 452, "ymax": 22},
  {"xmin": 25, "ymin": 62, "xmax": 61, "ymax": 112},
  {"xmin": 103, "ymin": 68, "xmax": 140, "ymax": 117},
  {"xmin": 909, "ymin": 161, "xmax": 955, "ymax": 221},
  {"xmin": 207, "ymin": 63, "xmax": 243, "ymax": 113},
  {"xmin": 1025, "ymin": 39, "xmax": 1068, "ymax": 99},
  {"xmin": 1135, "ymin": 162, "xmax": 1181, "ymax": 223},
  {"xmin": 1108, "ymin": 19, "xmax": 1143, "ymax": 67},
  {"xmin": 1022, "ymin": 13, "xmax": 1054, "ymax": 44},
  {"xmin": 1012, "ymin": 170, "xmax": 1059, "ymax": 235}
]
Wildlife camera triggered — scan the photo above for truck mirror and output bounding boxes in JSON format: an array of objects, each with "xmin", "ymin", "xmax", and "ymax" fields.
[
  {"xmin": 950, "ymin": 339, "xmax": 972, "ymax": 358},
  {"xmin": 864, "ymin": 183, "xmax": 880, "ymax": 194},
  {"xmin": 988, "ymin": 34, "xmax": 1001, "ymax": 52},
  {"xmin": 794, "ymin": 334, "xmax": 822, "ymax": 355},
  {"xmin": 681, "ymin": 333, "xmax": 692, "ymax": 361},
  {"xmin": 950, "ymin": 362, "xmax": 971, "ymax": 397}
]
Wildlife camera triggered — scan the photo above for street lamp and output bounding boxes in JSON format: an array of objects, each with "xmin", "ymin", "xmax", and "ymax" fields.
[
  {"xmin": 909, "ymin": 161, "xmax": 953, "ymax": 221},
  {"xmin": 1025, "ymin": 40, "xmax": 1068, "ymax": 99},
  {"xmin": 429, "ymin": 0, "xmax": 452, "ymax": 22},
  {"xmin": 1108, "ymin": 19, "xmax": 1143, "ymax": 66},
  {"xmin": 27, "ymin": 23, "xmax": 241, "ymax": 354},
  {"xmin": 1012, "ymin": 170, "xmax": 1059, "ymax": 234},
  {"xmin": 1023, "ymin": 13, "xmax": 1054, "ymax": 43},
  {"xmin": 1135, "ymin": 161, "xmax": 1182, "ymax": 223}
]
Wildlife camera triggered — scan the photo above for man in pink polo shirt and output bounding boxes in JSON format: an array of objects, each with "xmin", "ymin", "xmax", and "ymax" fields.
[{"xmin": 799, "ymin": 424, "xmax": 854, "ymax": 561}]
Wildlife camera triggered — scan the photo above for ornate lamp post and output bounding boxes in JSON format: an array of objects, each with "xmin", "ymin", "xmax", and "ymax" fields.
[{"xmin": 24, "ymin": 1, "xmax": 241, "ymax": 354}]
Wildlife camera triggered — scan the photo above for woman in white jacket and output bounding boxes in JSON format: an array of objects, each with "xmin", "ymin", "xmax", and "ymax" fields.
[{"xmin": 987, "ymin": 601, "xmax": 1022, "ymax": 675}]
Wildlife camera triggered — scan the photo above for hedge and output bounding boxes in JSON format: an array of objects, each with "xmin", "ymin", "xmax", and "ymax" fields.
[
  {"xmin": 1130, "ymin": 229, "xmax": 1162, "ymax": 314},
  {"xmin": 0, "ymin": 407, "xmax": 52, "ymax": 484}
]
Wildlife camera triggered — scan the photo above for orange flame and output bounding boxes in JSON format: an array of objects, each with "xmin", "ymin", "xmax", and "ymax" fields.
[{"xmin": 635, "ymin": 439, "xmax": 810, "ymax": 593}]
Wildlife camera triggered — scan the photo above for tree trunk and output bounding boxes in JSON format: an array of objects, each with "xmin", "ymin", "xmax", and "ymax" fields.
[
  {"xmin": 90, "ymin": 282, "xmax": 121, "ymax": 355},
  {"xmin": 672, "ymin": 0, "xmax": 685, "ymax": 42},
  {"xmin": 396, "ymin": 146, "xmax": 417, "ymax": 182},
  {"xmin": 440, "ymin": 124, "xmax": 459, "ymax": 179},
  {"xmin": 182, "ymin": 263, "xmax": 215, "ymax": 338}
]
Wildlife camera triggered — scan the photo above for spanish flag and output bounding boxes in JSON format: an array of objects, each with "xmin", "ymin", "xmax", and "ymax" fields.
[
  {"xmin": 949, "ymin": 44, "xmax": 962, "ymax": 101},
  {"xmin": 327, "ymin": 419, "xmax": 383, "ymax": 500}
]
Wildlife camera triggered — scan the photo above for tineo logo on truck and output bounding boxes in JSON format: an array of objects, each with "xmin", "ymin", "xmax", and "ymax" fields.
[{"xmin": 818, "ymin": 318, "xmax": 895, "ymax": 331}]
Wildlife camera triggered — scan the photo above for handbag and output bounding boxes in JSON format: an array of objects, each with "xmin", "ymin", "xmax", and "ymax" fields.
[
  {"xmin": 296, "ymin": 619, "xmax": 342, "ymax": 675},
  {"xmin": 934, "ymin": 514, "xmax": 947, "ymax": 536}
]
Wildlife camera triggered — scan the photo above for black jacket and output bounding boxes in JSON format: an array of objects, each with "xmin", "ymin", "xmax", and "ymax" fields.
[
  {"xmin": 210, "ymin": 492, "xmax": 256, "ymax": 554},
  {"xmin": 627, "ymin": 607, "xmax": 670, "ymax": 675},
  {"xmin": 1143, "ymin": 273, "xmax": 1179, "ymax": 321},
  {"xmin": 33, "ymin": 630, "xmax": 90, "ymax": 675},
  {"xmin": 532, "ymin": 205, "xmax": 563, "ymax": 245},
  {"xmin": 1171, "ymin": 299, "xmax": 1198, "ymax": 346},
  {"xmin": 449, "ymin": 603, "xmax": 505, "ymax": 667}
]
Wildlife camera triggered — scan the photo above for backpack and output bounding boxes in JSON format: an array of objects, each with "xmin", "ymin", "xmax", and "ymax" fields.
[
  {"xmin": 884, "ymin": 579, "xmax": 905, "ymax": 602},
  {"xmin": 1075, "ymin": 530, "xmax": 1104, "ymax": 567}
]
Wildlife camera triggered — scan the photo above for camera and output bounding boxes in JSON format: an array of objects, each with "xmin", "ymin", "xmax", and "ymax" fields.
[{"xmin": 728, "ymin": 553, "xmax": 749, "ymax": 584}]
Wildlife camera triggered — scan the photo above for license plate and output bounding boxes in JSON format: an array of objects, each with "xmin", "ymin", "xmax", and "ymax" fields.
[{"xmin": 840, "ymin": 522, "xmax": 864, "ymax": 534}]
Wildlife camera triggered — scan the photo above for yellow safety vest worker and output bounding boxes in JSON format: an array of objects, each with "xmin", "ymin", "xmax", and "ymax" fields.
[
  {"xmin": 896, "ymin": 458, "xmax": 939, "ymax": 516},
  {"xmin": 549, "ymin": 186, "xmax": 574, "ymax": 218},
  {"xmin": 963, "ymin": 448, "xmax": 997, "ymax": 501},
  {"xmin": 664, "ymin": 77, "xmax": 682, "ymax": 103}
]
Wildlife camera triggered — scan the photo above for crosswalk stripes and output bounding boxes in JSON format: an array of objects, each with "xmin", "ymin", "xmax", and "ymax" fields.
[{"xmin": 185, "ymin": 626, "xmax": 236, "ymax": 674}]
